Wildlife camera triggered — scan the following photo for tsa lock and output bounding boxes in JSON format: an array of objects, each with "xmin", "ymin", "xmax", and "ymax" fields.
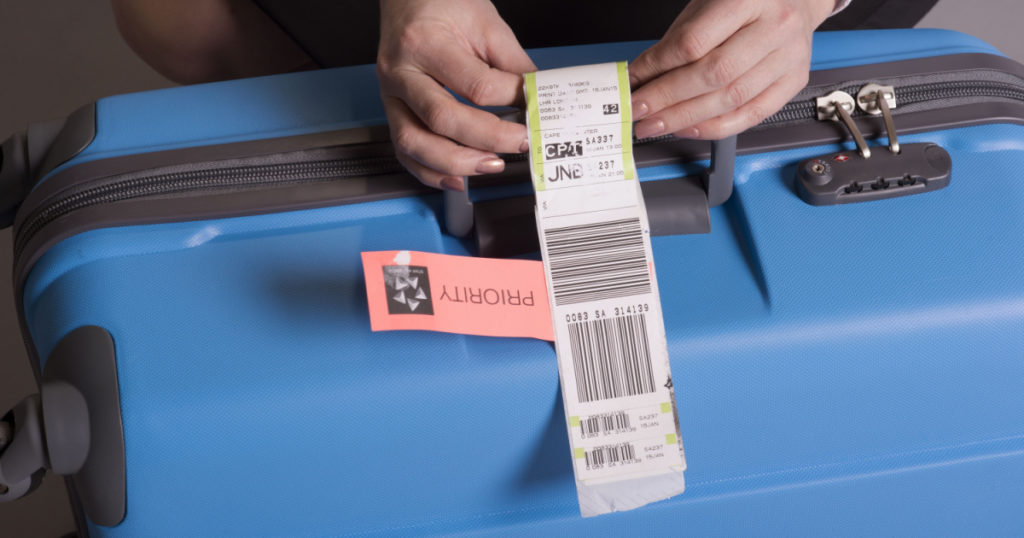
[{"xmin": 797, "ymin": 84, "xmax": 952, "ymax": 206}]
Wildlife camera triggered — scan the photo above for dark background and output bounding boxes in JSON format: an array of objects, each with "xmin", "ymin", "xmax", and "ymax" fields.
[{"xmin": 1, "ymin": 1, "xmax": 1022, "ymax": 536}]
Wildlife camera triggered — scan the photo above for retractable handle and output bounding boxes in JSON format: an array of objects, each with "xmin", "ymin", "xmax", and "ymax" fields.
[
  {"xmin": 445, "ymin": 135, "xmax": 738, "ymax": 238},
  {"xmin": 704, "ymin": 136, "xmax": 737, "ymax": 208}
]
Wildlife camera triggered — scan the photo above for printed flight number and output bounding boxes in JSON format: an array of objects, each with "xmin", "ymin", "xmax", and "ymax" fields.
[{"xmin": 564, "ymin": 303, "xmax": 649, "ymax": 323}]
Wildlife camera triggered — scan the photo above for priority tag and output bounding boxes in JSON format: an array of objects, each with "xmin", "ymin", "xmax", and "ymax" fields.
[
  {"xmin": 524, "ymin": 62, "xmax": 686, "ymax": 516},
  {"xmin": 361, "ymin": 250, "xmax": 553, "ymax": 341}
]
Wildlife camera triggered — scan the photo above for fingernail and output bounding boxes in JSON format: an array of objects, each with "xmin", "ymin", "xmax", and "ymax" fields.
[
  {"xmin": 440, "ymin": 176, "xmax": 466, "ymax": 192},
  {"xmin": 476, "ymin": 157, "xmax": 505, "ymax": 174},
  {"xmin": 677, "ymin": 127, "xmax": 700, "ymax": 139},
  {"xmin": 634, "ymin": 119, "xmax": 665, "ymax": 139},
  {"xmin": 632, "ymin": 100, "xmax": 649, "ymax": 120},
  {"xmin": 519, "ymin": 138, "xmax": 530, "ymax": 153},
  {"xmin": 629, "ymin": 74, "xmax": 639, "ymax": 88}
]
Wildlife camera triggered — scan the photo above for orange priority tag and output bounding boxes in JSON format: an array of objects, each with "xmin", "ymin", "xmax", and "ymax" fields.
[{"xmin": 361, "ymin": 250, "xmax": 553, "ymax": 341}]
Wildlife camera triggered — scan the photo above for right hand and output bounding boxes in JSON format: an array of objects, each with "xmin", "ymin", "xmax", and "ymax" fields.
[{"xmin": 377, "ymin": 0, "xmax": 536, "ymax": 191}]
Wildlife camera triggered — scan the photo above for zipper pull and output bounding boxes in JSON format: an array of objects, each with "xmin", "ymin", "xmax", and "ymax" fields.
[
  {"xmin": 857, "ymin": 84, "xmax": 899, "ymax": 154},
  {"xmin": 816, "ymin": 90, "xmax": 871, "ymax": 159}
]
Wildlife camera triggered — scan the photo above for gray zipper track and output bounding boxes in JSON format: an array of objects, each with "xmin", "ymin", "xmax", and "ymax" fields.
[
  {"xmin": 769, "ymin": 80, "xmax": 1024, "ymax": 123},
  {"xmin": 14, "ymin": 78, "xmax": 1024, "ymax": 266}
]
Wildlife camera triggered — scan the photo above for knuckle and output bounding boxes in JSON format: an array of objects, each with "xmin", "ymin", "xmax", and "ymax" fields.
[
  {"xmin": 393, "ymin": 125, "xmax": 420, "ymax": 155},
  {"xmin": 698, "ymin": 123, "xmax": 723, "ymax": 140},
  {"xmin": 375, "ymin": 59, "xmax": 389, "ymax": 78},
  {"xmin": 465, "ymin": 75, "xmax": 497, "ymax": 105},
  {"xmin": 725, "ymin": 80, "xmax": 752, "ymax": 108},
  {"xmin": 704, "ymin": 55, "xmax": 736, "ymax": 88},
  {"xmin": 441, "ymin": 154, "xmax": 465, "ymax": 175},
  {"xmin": 649, "ymin": 82, "xmax": 676, "ymax": 111},
  {"xmin": 677, "ymin": 29, "xmax": 710, "ymax": 63},
  {"xmin": 496, "ymin": 122, "xmax": 524, "ymax": 151},
  {"xmin": 375, "ymin": 55, "xmax": 401, "ymax": 83},
  {"xmin": 667, "ymin": 106, "xmax": 697, "ymax": 130},
  {"xmin": 745, "ymin": 102, "xmax": 770, "ymax": 126},
  {"xmin": 633, "ymin": 53, "xmax": 657, "ymax": 78},
  {"xmin": 396, "ymin": 24, "xmax": 428, "ymax": 56},
  {"xmin": 778, "ymin": 5, "xmax": 801, "ymax": 27},
  {"xmin": 423, "ymin": 100, "xmax": 456, "ymax": 136}
]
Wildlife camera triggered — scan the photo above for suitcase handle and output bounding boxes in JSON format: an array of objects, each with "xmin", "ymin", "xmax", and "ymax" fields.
[{"xmin": 444, "ymin": 135, "xmax": 737, "ymax": 238}]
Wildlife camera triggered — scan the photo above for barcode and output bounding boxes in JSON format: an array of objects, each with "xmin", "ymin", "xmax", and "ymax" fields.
[
  {"xmin": 569, "ymin": 313, "xmax": 656, "ymax": 403},
  {"xmin": 543, "ymin": 218, "xmax": 651, "ymax": 306},
  {"xmin": 583, "ymin": 442, "xmax": 637, "ymax": 469},
  {"xmin": 580, "ymin": 411, "xmax": 631, "ymax": 437}
]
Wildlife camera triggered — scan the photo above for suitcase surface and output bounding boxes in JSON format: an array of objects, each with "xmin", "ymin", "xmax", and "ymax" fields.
[{"xmin": 3, "ymin": 29, "xmax": 1024, "ymax": 536}]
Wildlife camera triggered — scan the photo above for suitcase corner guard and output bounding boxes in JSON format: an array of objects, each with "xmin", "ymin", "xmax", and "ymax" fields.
[{"xmin": 0, "ymin": 325, "xmax": 126, "ymax": 527}]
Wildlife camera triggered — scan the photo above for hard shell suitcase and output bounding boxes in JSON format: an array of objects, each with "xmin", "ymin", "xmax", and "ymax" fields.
[{"xmin": 2, "ymin": 29, "xmax": 1024, "ymax": 536}]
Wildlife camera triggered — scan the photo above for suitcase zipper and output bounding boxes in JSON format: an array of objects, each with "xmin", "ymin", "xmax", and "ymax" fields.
[
  {"xmin": 769, "ymin": 80, "xmax": 1024, "ymax": 123},
  {"xmin": 13, "ymin": 156, "xmax": 405, "ymax": 259},
  {"xmin": 13, "ymin": 77, "xmax": 1024, "ymax": 266}
]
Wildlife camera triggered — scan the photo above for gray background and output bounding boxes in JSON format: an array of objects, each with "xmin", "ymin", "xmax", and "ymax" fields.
[{"xmin": 1, "ymin": 1, "xmax": 1022, "ymax": 536}]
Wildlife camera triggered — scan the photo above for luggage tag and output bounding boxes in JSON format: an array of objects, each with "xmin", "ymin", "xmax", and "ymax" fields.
[
  {"xmin": 524, "ymin": 62, "xmax": 686, "ymax": 516},
  {"xmin": 360, "ymin": 61, "xmax": 686, "ymax": 518}
]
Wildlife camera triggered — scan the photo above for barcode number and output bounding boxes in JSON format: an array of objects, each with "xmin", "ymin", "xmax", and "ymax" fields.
[
  {"xmin": 543, "ymin": 218, "xmax": 651, "ymax": 306},
  {"xmin": 580, "ymin": 411, "xmax": 631, "ymax": 437},
  {"xmin": 584, "ymin": 442, "xmax": 637, "ymax": 469},
  {"xmin": 569, "ymin": 312, "xmax": 656, "ymax": 403}
]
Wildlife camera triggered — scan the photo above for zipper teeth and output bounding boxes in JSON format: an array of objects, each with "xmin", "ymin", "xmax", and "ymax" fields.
[
  {"xmin": 17, "ymin": 79, "xmax": 1024, "ymax": 261},
  {"xmin": 14, "ymin": 156, "xmax": 403, "ymax": 256}
]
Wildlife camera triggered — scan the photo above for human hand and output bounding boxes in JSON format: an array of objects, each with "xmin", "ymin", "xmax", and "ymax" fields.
[
  {"xmin": 629, "ymin": 0, "xmax": 837, "ymax": 140},
  {"xmin": 377, "ymin": 0, "xmax": 536, "ymax": 191}
]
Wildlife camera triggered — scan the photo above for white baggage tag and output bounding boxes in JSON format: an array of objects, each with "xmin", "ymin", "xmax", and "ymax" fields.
[{"xmin": 524, "ymin": 62, "xmax": 686, "ymax": 517}]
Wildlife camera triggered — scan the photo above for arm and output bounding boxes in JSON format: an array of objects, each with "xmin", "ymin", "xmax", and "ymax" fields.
[{"xmin": 111, "ymin": 0, "xmax": 315, "ymax": 84}]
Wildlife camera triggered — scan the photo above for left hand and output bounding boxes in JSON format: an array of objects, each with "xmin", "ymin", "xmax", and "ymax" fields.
[{"xmin": 629, "ymin": 0, "xmax": 837, "ymax": 140}]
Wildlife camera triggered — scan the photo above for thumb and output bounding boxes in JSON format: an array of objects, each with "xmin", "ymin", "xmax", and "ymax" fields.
[{"xmin": 484, "ymin": 23, "xmax": 537, "ymax": 75}]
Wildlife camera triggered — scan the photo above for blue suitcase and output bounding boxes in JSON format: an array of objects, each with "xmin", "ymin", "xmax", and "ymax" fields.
[{"xmin": 2, "ymin": 29, "xmax": 1024, "ymax": 536}]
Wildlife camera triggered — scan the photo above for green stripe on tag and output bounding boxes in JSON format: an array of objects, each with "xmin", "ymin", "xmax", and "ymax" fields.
[
  {"xmin": 569, "ymin": 416, "xmax": 580, "ymax": 427},
  {"xmin": 524, "ymin": 71, "xmax": 545, "ymax": 191},
  {"xmin": 661, "ymin": 402, "xmax": 672, "ymax": 414},
  {"xmin": 616, "ymin": 61, "xmax": 635, "ymax": 181},
  {"xmin": 574, "ymin": 447, "xmax": 586, "ymax": 459},
  {"xmin": 666, "ymin": 433, "xmax": 678, "ymax": 446}
]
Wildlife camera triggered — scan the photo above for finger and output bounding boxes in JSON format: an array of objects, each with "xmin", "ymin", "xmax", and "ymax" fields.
[
  {"xmin": 482, "ymin": 22, "xmax": 537, "ymax": 75},
  {"xmin": 629, "ymin": 0, "xmax": 753, "ymax": 87},
  {"xmin": 678, "ymin": 61, "xmax": 809, "ymax": 140},
  {"xmin": 634, "ymin": 48, "xmax": 797, "ymax": 139},
  {"xmin": 631, "ymin": 19, "xmax": 780, "ymax": 118},
  {"xmin": 383, "ymin": 96, "xmax": 508, "ymax": 182},
  {"xmin": 395, "ymin": 150, "xmax": 463, "ymax": 191},
  {"xmin": 482, "ymin": 28, "xmax": 537, "ymax": 106},
  {"xmin": 414, "ymin": 37, "xmax": 526, "ymax": 107},
  {"xmin": 385, "ymin": 70, "xmax": 528, "ymax": 154}
]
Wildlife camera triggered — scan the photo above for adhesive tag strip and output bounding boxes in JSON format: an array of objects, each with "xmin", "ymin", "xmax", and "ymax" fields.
[{"xmin": 525, "ymin": 62, "xmax": 686, "ymax": 516}]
